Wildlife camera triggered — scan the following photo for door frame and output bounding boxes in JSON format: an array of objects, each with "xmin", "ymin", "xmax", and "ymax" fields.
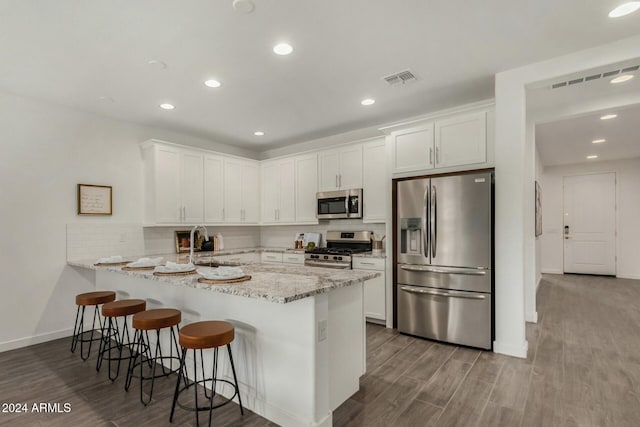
[{"xmin": 561, "ymin": 170, "xmax": 617, "ymax": 276}]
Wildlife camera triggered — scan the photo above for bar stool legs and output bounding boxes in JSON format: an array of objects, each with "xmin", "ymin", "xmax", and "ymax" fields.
[{"xmin": 71, "ymin": 291, "xmax": 116, "ymax": 361}]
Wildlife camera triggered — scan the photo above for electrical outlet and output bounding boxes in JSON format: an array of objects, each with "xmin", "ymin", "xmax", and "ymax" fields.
[{"xmin": 317, "ymin": 319, "xmax": 328, "ymax": 342}]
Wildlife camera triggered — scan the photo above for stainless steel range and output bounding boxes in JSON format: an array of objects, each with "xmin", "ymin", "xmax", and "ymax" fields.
[{"xmin": 304, "ymin": 231, "xmax": 372, "ymax": 269}]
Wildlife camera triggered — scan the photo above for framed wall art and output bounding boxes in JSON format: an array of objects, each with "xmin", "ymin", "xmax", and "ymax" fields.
[{"xmin": 77, "ymin": 184, "xmax": 112, "ymax": 215}]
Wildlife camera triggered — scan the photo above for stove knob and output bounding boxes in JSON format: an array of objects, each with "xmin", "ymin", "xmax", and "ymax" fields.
[
  {"xmin": 324, "ymin": 256, "xmax": 329, "ymax": 260},
  {"xmin": 337, "ymin": 256, "xmax": 343, "ymax": 261}
]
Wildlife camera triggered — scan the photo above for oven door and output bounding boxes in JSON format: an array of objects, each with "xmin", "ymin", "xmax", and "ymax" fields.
[{"xmin": 317, "ymin": 191, "xmax": 349, "ymax": 219}]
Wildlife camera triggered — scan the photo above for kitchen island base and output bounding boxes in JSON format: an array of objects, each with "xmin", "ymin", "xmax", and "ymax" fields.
[{"xmin": 95, "ymin": 269, "xmax": 365, "ymax": 427}]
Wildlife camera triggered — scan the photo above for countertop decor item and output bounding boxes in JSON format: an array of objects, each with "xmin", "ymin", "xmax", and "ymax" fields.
[
  {"xmin": 175, "ymin": 230, "xmax": 201, "ymax": 253},
  {"xmin": 78, "ymin": 184, "xmax": 112, "ymax": 215},
  {"xmin": 198, "ymin": 275, "xmax": 252, "ymax": 285}
]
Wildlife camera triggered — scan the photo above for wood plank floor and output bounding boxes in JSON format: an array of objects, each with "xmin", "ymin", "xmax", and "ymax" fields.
[{"xmin": 2, "ymin": 273, "xmax": 640, "ymax": 426}]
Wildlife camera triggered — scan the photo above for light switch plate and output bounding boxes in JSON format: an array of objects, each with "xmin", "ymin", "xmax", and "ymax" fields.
[{"xmin": 317, "ymin": 319, "xmax": 328, "ymax": 342}]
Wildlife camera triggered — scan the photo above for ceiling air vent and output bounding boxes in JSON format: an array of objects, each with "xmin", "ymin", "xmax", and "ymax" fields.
[
  {"xmin": 383, "ymin": 69, "xmax": 417, "ymax": 86},
  {"xmin": 551, "ymin": 64, "xmax": 639, "ymax": 89}
]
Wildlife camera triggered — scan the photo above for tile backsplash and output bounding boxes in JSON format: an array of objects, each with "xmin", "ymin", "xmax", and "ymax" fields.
[
  {"xmin": 260, "ymin": 220, "xmax": 386, "ymax": 248},
  {"xmin": 142, "ymin": 226, "xmax": 260, "ymax": 255},
  {"xmin": 66, "ymin": 223, "xmax": 144, "ymax": 261}
]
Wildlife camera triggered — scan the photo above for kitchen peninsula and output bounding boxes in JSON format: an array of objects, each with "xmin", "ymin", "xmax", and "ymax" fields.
[{"xmin": 69, "ymin": 250, "xmax": 380, "ymax": 427}]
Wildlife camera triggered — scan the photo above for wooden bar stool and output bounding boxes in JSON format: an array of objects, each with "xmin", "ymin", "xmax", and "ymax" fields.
[
  {"xmin": 96, "ymin": 299, "xmax": 146, "ymax": 381},
  {"xmin": 125, "ymin": 308, "xmax": 183, "ymax": 405},
  {"xmin": 169, "ymin": 321, "xmax": 243, "ymax": 426},
  {"xmin": 71, "ymin": 291, "xmax": 116, "ymax": 361}
]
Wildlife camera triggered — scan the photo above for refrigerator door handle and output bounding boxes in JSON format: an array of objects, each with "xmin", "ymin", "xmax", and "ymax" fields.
[
  {"xmin": 400, "ymin": 265, "xmax": 487, "ymax": 275},
  {"xmin": 422, "ymin": 184, "xmax": 430, "ymax": 260},
  {"xmin": 431, "ymin": 185, "xmax": 437, "ymax": 258},
  {"xmin": 400, "ymin": 286, "xmax": 486, "ymax": 300}
]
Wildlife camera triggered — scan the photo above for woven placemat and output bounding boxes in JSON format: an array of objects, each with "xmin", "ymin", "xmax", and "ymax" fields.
[
  {"xmin": 122, "ymin": 266, "xmax": 156, "ymax": 271},
  {"xmin": 94, "ymin": 262, "xmax": 129, "ymax": 267},
  {"xmin": 197, "ymin": 275, "xmax": 252, "ymax": 285},
  {"xmin": 153, "ymin": 270, "xmax": 197, "ymax": 277}
]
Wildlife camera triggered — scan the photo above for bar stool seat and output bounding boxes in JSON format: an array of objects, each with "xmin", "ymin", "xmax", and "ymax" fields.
[
  {"xmin": 170, "ymin": 321, "xmax": 243, "ymax": 426},
  {"xmin": 97, "ymin": 299, "xmax": 147, "ymax": 381},
  {"xmin": 71, "ymin": 291, "xmax": 116, "ymax": 361},
  {"xmin": 126, "ymin": 308, "xmax": 183, "ymax": 406}
]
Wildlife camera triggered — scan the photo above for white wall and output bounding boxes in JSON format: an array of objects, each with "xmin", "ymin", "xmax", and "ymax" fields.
[
  {"xmin": 539, "ymin": 158, "xmax": 640, "ymax": 280},
  {"xmin": 0, "ymin": 91, "xmax": 258, "ymax": 351}
]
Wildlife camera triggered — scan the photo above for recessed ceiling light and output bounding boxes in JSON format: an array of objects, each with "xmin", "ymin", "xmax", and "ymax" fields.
[
  {"xmin": 600, "ymin": 114, "xmax": 617, "ymax": 120},
  {"xmin": 273, "ymin": 43, "xmax": 293, "ymax": 55},
  {"xmin": 586, "ymin": 155, "xmax": 599, "ymax": 159},
  {"xmin": 592, "ymin": 139, "xmax": 606, "ymax": 144},
  {"xmin": 159, "ymin": 103, "xmax": 175, "ymax": 110},
  {"xmin": 608, "ymin": 2, "xmax": 640, "ymax": 18},
  {"xmin": 361, "ymin": 98, "xmax": 376, "ymax": 106},
  {"xmin": 254, "ymin": 131, "xmax": 265, "ymax": 136},
  {"xmin": 232, "ymin": 0, "xmax": 255, "ymax": 14},
  {"xmin": 204, "ymin": 79, "xmax": 222, "ymax": 88},
  {"xmin": 611, "ymin": 74, "xmax": 634, "ymax": 84},
  {"xmin": 147, "ymin": 59, "xmax": 167, "ymax": 69}
]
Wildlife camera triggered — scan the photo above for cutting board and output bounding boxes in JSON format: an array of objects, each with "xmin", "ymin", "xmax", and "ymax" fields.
[{"xmin": 197, "ymin": 275, "xmax": 251, "ymax": 285}]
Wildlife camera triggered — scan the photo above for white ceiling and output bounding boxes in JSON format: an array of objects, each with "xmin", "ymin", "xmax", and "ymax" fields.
[
  {"xmin": 1, "ymin": 1, "xmax": 640, "ymax": 151},
  {"xmin": 536, "ymin": 103, "xmax": 640, "ymax": 166}
]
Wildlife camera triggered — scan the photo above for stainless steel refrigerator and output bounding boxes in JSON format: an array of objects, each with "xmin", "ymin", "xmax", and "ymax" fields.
[{"xmin": 396, "ymin": 171, "xmax": 493, "ymax": 349}]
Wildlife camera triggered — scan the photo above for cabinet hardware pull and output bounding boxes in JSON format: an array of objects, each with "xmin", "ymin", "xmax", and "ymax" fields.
[
  {"xmin": 429, "ymin": 147, "xmax": 433, "ymax": 164},
  {"xmin": 335, "ymin": 174, "xmax": 338, "ymax": 188},
  {"xmin": 435, "ymin": 147, "xmax": 440, "ymax": 164}
]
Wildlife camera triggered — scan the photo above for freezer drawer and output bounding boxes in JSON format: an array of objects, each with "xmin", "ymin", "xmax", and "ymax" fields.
[
  {"xmin": 397, "ymin": 284, "xmax": 491, "ymax": 349},
  {"xmin": 398, "ymin": 264, "xmax": 491, "ymax": 293}
]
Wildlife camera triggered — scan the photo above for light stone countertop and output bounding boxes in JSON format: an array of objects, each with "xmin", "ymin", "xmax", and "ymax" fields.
[{"xmin": 68, "ymin": 250, "xmax": 380, "ymax": 304}]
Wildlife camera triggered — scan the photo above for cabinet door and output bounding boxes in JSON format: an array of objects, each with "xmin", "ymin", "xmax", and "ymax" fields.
[
  {"xmin": 434, "ymin": 112, "xmax": 486, "ymax": 168},
  {"xmin": 278, "ymin": 158, "xmax": 296, "ymax": 223},
  {"xmin": 154, "ymin": 145, "xmax": 181, "ymax": 223},
  {"xmin": 223, "ymin": 159, "xmax": 243, "ymax": 222},
  {"xmin": 241, "ymin": 162, "xmax": 259, "ymax": 223},
  {"xmin": 358, "ymin": 272, "xmax": 386, "ymax": 321},
  {"xmin": 204, "ymin": 154, "xmax": 224, "ymax": 223},
  {"xmin": 295, "ymin": 153, "xmax": 318, "ymax": 223},
  {"xmin": 318, "ymin": 150, "xmax": 340, "ymax": 192},
  {"xmin": 363, "ymin": 140, "xmax": 386, "ymax": 222},
  {"xmin": 392, "ymin": 125, "xmax": 434, "ymax": 173},
  {"xmin": 181, "ymin": 151, "xmax": 204, "ymax": 223},
  {"xmin": 260, "ymin": 161, "xmax": 280, "ymax": 224},
  {"xmin": 338, "ymin": 144, "xmax": 363, "ymax": 189}
]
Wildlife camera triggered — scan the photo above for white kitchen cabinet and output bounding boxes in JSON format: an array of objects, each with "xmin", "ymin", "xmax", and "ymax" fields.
[
  {"xmin": 282, "ymin": 252, "xmax": 305, "ymax": 265},
  {"xmin": 224, "ymin": 158, "xmax": 259, "ymax": 224},
  {"xmin": 214, "ymin": 252, "xmax": 259, "ymax": 265},
  {"xmin": 392, "ymin": 124, "xmax": 435, "ymax": 173},
  {"xmin": 261, "ymin": 252, "xmax": 283, "ymax": 264},
  {"xmin": 434, "ymin": 111, "xmax": 486, "ymax": 168},
  {"xmin": 261, "ymin": 158, "xmax": 295, "ymax": 224},
  {"xmin": 295, "ymin": 153, "xmax": 318, "ymax": 224},
  {"xmin": 142, "ymin": 141, "xmax": 204, "ymax": 224},
  {"xmin": 362, "ymin": 139, "xmax": 386, "ymax": 223},
  {"xmin": 352, "ymin": 257, "xmax": 386, "ymax": 322},
  {"xmin": 204, "ymin": 154, "xmax": 224, "ymax": 223},
  {"xmin": 318, "ymin": 144, "xmax": 363, "ymax": 192}
]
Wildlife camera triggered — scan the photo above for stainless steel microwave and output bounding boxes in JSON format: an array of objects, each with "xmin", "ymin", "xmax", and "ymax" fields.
[{"xmin": 316, "ymin": 189, "xmax": 363, "ymax": 219}]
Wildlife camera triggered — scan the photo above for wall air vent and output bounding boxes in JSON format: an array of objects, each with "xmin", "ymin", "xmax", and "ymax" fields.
[
  {"xmin": 383, "ymin": 69, "xmax": 417, "ymax": 86},
  {"xmin": 551, "ymin": 65, "xmax": 639, "ymax": 89}
]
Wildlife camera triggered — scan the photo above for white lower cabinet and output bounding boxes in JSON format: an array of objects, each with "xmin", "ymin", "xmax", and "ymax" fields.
[
  {"xmin": 261, "ymin": 252, "xmax": 304, "ymax": 265},
  {"xmin": 214, "ymin": 252, "xmax": 260, "ymax": 265},
  {"xmin": 282, "ymin": 253, "xmax": 304, "ymax": 265},
  {"xmin": 352, "ymin": 257, "xmax": 386, "ymax": 322},
  {"xmin": 261, "ymin": 252, "xmax": 283, "ymax": 264}
]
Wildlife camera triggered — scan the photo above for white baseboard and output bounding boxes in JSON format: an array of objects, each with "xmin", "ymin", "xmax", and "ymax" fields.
[
  {"xmin": 526, "ymin": 312, "xmax": 538, "ymax": 323},
  {"xmin": 0, "ymin": 328, "xmax": 74, "ymax": 353},
  {"xmin": 493, "ymin": 339, "xmax": 528, "ymax": 358},
  {"xmin": 617, "ymin": 274, "xmax": 640, "ymax": 280},
  {"xmin": 541, "ymin": 269, "xmax": 564, "ymax": 275}
]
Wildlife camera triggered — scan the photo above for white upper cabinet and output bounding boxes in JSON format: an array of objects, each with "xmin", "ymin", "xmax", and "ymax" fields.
[
  {"xmin": 434, "ymin": 111, "xmax": 487, "ymax": 168},
  {"xmin": 392, "ymin": 125, "xmax": 435, "ymax": 173},
  {"xmin": 260, "ymin": 158, "xmax": 295, "ymax": 224},
  {"xmin": 318, "ymin": 144, "xmax": 363, "ymax": 192},
  {"xmin": 143, "ymin": 142, "xmax": 204, "ymax": 225},
  {"xmin": 224, "ymin": 158, "xmax": 259, "ymax": 224},
  {"xmin": 204, "ymin": 154, "xmax": 224, "ymax": 223},
  {"xmin": 295, "ymin": 153, "xmax": 318, "ymax": 224},
  {"xmin": 389, "ymin": 106, "xmax": 492, "ymax": 175},
  {"xmin": 362, "ymin": 139, "xmax": 387, "ymax": 223}
]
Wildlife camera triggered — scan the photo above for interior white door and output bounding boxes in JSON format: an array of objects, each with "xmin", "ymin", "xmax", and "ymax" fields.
[{"xmin": 563, "ymin": 173, "xmax": 616, "ymax": 275}]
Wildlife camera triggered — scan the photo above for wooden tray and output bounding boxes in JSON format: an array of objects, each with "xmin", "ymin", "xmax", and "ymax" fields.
[
  {"xmin": 122, "ymin": 266, "xmax": 156, "ymax": 271},
  {"xmin": 153, "ymin": 270, "xmax": 197, "ymax": 277},
  {"xmin": 95, "ymin": 262, "xmax": 129, "ymax": 267},
  {"xmin": 198, "ymin": 275, "xmax": 251, "ymax": 285}
]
